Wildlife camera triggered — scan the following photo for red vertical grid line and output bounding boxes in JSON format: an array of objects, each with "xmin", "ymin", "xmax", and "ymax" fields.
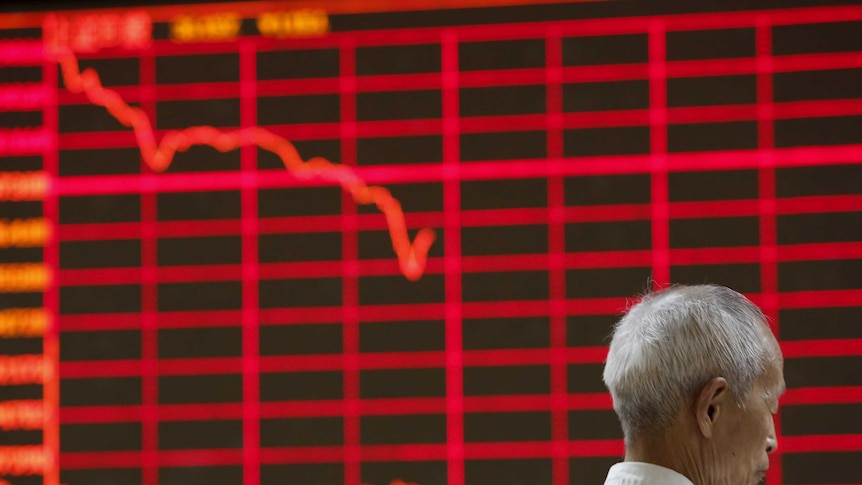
[
  {"xmin": 756, "ymin": 17, "xmax": 783, "ymax": 485},
  {"xmin": 545, "ymin": 27, "xmax": 569, "ymax": 485},
  {"xmin": 139, "ymin": 45, "xmax": 159, "ymax": 485},
  {"xmin": 239, "ymin": 38, "xmax": 260, "ymax": 485},
  {"xmin": 442, "ymin": 29, "xmax": 465, "ymax": 485},
  {"xmin": 648, "ymin": 21, "xmax": 670, "ymax": 289},
  {"xmin": 340, "ymin": 36, "xmax": 361, "ymax": 485},
  {"xmin": 42, "ymin": 43, "xmax": 60, "ymax": 485}
]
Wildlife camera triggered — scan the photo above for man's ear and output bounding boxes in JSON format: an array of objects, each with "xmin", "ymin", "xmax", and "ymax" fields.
[{"xmin": 694, "ymin": 377, "xmax": 729, "ymax": 439}]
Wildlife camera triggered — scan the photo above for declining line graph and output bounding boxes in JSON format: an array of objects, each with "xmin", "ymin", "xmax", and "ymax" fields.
[{"xmin": 45, "ymin": 16, "xmax": 436, "ymax": 281}]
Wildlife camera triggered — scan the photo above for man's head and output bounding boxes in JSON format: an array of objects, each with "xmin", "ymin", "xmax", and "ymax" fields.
[{"xmin": 603, "ymin": 284, "xmax": 784, "ymax": 485}]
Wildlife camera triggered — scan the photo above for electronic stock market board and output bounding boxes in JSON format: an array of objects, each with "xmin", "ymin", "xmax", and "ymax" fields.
[{"xmin": 0, "ymin": 1, "xmax": 860, "ymax": 485}]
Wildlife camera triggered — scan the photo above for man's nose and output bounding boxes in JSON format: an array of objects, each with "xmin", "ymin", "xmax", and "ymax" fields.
[{"xmin": 766, "ymin": 435, "xmax": 778, "ymax": 454}]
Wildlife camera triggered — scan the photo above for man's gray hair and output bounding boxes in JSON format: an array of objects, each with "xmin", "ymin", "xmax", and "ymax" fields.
[{"xmin": 603, "ymin": 284, "xmax": 775, "ymax": 441}]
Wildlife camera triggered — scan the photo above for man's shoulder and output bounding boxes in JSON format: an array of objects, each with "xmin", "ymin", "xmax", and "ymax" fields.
[{"xmin": 603, "ymin": 462, "xmax": 695, "ymax": 485}]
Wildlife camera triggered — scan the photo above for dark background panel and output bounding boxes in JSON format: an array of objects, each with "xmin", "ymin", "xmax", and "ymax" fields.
[
  {"xmin": 779, "ymin": 259, "xmax": 862, "ymax": 292},
  {"xmin": 568, "ymin": 363, "xmax": 607, "ymax": 393},
  {"xmin": 362, "ymin": 461, "xmax": 447, "ymax": 485},
  {"xmin": 357, "ymin": 135, "xmax": 443, "ymax": 165},
  {"xmin": 159, "ymin": 327, "xmax": 242, "ymax": 358},
  {"xmin": 460, "ymin": 85, "xmax": 546, "ymax": 117},
  {"xmin": 258, "ymin": 186, "xmax": 342, "ymax": 217},
  {"xmin": 565, "ymin": 174, "xmax": 651, "ymax": 206},
  {"xmin": 569, "ymin": 410, "xmax": 624, "ymax": 439},
  {"xmin": 360, "ymin": 368, "xmax": 446, "ymax": 399},
  {"xmin": 60, "ymin": 284, "xmax": 141, "ymax": 315},
  {"xmin": 462, "ymin": 224, "xmax": 548, "ymax": 256},
  {"xmin": 466, "ymin": 459, "xmax": 551, "ymax": 485},
  {"xmin": 62, "ymin": 468, "xmax": 141, "ymax": 485},
  {"xmin": 257, "ymin": 49, "xmax": 339, "ymax": 80},
  {"xmin": 563, "ymin": 80, "xmax": 649, "ymax": 112},
  {"xmin": 158, "ymin": 235, "xmax": 241, "ymax": 266},
  {"xmin": 260, "ymin": 371, "xmax": 342, "ymax": 401},
  {"xmin": 356, "ymin": 90, "xmax": 442, "ymax": 121},
  {"xmin": 461, "ymin": 130, "xmax": 547, "ymax": 162},
  {"xmin": 776, "ymin": 164, "xmax": 862, "ymax": 197},
  {"xmin": 360, "ymin": 414, "xmax": 447, "ymax": 444},
  {"xmin": 667, "ymin": 75, "xmax": 757, "ymax": 107},
  {"xmin": 669, "ymin": 169, "xmax": 759, "ymax": 201},
  {"xmin": 564, "ymin": 126, "xmax": 650, "ymax": 157},
  {"xmin": 257, "ymin": 94, "xmax": 340, "ymax": 125},
  {"xmin": 566, "ymin": 267, "xmax": 652, "ymax": 298},
  {"xmin": 779, "ymin": 307, "xmax": 862, "ymax": 341},
  {"xmin": 59, "ymin": 194, "xmax": 140, "ymax": 224},
  {"xmin": 773, "ymin": 68, "xmax": 862, "ymax": 102},
  {"xmin": 60, "ymin": 239, "xmax": 141, "ymax": 269},
  {"xmin": 463, "ymin": 365, "xmax": 550, "ymax": 396},
  {"xmin": 60, "ymin": 422, "xmax": 140, "ymax": 452},
  {"xmin": 260, "ymin": 323, "xmax": 342, "ymax": 355},
  {"xmin": 463, "ymin": 271, "xmax": 549, "ymax": 302},
  {"xmin": 668, "ymin": 121, "xmax": 758, "ymax": 152},
  {"xmin": 782, "ymin": 404, "xmax": 862, "ymax": 436},
  {"xmin": 160, "ymin": 466, "xmax": 242, "ymax": 485},
  {"xmin": 567, "ymin": 314, "xmax": 619, "ymax": 347},
  {"xmin": 159, "ymin": 420, "xmax": 242, "ymax": 450},
  {"xmin": 60, "ymin": 330, "xmax": 141, "ymax": 361},
  {"xmin": 59, "ymin": 147, "xmax": 141, "ymax": 176},
  {"xmin": 461, "ymin": 178, "xmax": 547, "ymax": 209},
  {"xmin": 777, "ymin": 212, "xmax": 862, "ymax": 245},
  {"xmin": 460, "ymin": 39, "xmax": 545, "ymax": 71},
  {"xmin": 155, "ymin": 98, "xmax": 240, "ymax": 129},
  {"xmin": 357, "ymin": 43, "xmax": 441, "ymax": 75},
  {"xmin": 783, "ymin": 452, "xmax": 862, "ymax": 485},
  {"xmin": 463, "ymin": 317, "xmax": 550, "ymax": 350},
  {"xmin": 775, "ymin": 115, "xmax": 862, "ymax": 148},
  {"xmin": 156, "ymin": 53, "xmax": 239, "ymax": 84},
  {"xmin": 566, "ymin": 220, "xmax": 652, "ymax": 252},
  {"xmin": 159, "ymin": 374, "xmax": 243, "ymax": 404},
  {"xmin": 158, "ymin": 281, "xmax": 242, "ymax": 311},
  {"xmin": 261, "ymin": 417, "xmax": 343, "ymax": 447},
  {"xmin": 785, "ymin": 356, "xmax": 862, "ymax": 388},
  {"xmin": 259, "ymin": 277, "xmax": 342, "ymax": 308},
  {"xmin": 666, "ymin": 28, "xmax": 755, "ymax": 60},
  {"xmin": 464, "ymin": 412, "xmax": 551, "ymax": 442},
  {"xmin": 61, "ymin": 377, "xmax": 141, "ymax": 407},
  {"xmin": 359, "ymin": 274, "xmax": 444, "ymax": 305},
  {"xmin": 772, "ymin": 20, "xmax": 862, "ymax": 55},
  {"xmin": 261, "ymin": 463, "xmax": 342, "ymax": 485},
  {"xmin": 157, "ymin": 191, "xmax": 241, "ymax": 221},
  {"xmin": 669, "ymin": 217, "xmax": 760, "ymax": 248},
  {"xmin": 570, "ymin": 457, "xmax": 620, "ymax": 485},
  {"xmin": 563, "ymin": 34, "xmax": 647, "ymax": 65},
  {"xmin": 360, "ymin": 320, "xmax": 445, "ymax": 353},
  {"xmin": 671, "ymin": 263, "xmax": 761, "ymax": 293}
]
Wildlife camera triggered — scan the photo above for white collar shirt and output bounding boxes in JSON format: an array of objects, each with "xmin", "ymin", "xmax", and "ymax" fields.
[{"xmin": 603, "ymin": 462, "xmax": 695, "ymax": 485}]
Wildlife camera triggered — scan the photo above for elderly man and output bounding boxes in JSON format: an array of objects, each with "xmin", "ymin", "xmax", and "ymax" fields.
[{"xmin": 602, "ymin": 284, "xmax": 785, "ymax": 485}]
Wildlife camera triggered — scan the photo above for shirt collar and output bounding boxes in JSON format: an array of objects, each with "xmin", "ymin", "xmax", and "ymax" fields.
[{"xmin": 604, "ymin": 462, "xmax": 696, "ymax": 485}]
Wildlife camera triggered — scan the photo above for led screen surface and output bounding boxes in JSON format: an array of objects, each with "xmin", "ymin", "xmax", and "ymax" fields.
[{"xmin": 0, "ymin": 1, "xmax": 861, "ymax": 485}]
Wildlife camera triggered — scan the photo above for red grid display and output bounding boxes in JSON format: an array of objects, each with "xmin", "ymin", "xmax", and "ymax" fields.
[{"xmin": 0, "ymin": 2, "xmax": 860, "ymax": 485}]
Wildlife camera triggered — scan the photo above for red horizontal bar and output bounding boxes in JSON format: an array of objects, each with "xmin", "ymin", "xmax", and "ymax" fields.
[
  {"xmin": 778, "ymin": 290, "xmax": 862, "ymax": 309},
  {"xmin": 51, "ymin": 145, "xmax": 862, "ymax": 199},
  {"xmin": 781, "ymin": 434, "xmax": 862, "ymax": 453},
  {"xmin": 57, "ymin": 438, "xmax": 632, "ymax": 469},
  {"xmin": 782, "ymin": 386, "xmax": 862, "ymax": 406},
  {"xmin": 781, "ymin": 339, "xmax": 862, "ymax": 358},
  {"xmin": 778, "ymin": 243, "xmax": 862, "ymax": 262}
]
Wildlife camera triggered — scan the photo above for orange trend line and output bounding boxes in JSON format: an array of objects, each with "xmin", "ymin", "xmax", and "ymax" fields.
[{"xmin": 49, "ymin": 46, "xmax": 435, "ymax": 281}]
